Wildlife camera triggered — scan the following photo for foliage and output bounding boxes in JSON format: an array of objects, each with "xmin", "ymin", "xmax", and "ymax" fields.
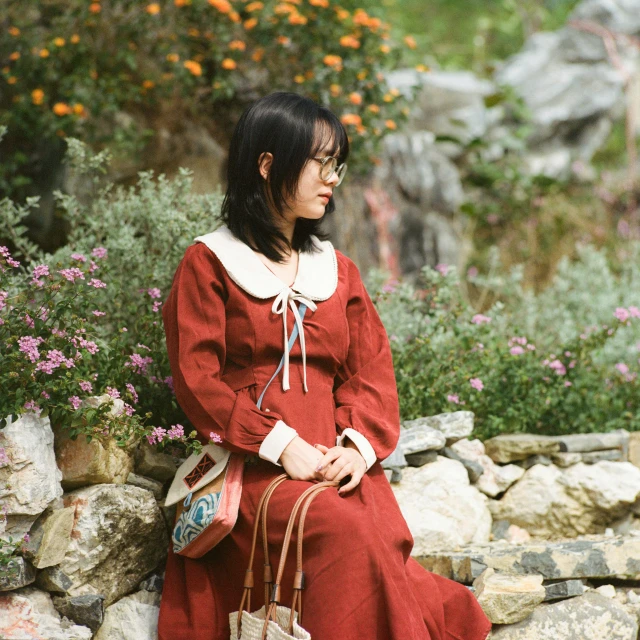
[
  {"xmin": 371, "ymin": 259, "xmax": 640, "ymax": 440},
  {"xmin": 0, "ymin": 0, "xmax": 416, "ymax": 199}
]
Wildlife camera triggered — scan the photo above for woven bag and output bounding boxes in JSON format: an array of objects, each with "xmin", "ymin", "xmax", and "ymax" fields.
[{"xmin": 230, "ymin": 475, "xmax": 338, "ymax": 640}]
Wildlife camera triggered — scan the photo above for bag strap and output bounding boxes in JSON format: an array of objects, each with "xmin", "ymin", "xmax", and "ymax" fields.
[{"xmin": 256, "ymin": 303, "xmax": 308, "ymax": 410}]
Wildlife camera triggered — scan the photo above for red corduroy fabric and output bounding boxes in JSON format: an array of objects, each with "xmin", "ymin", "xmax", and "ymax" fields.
[{"xmin": 158, "ymin": 240, "xmax": 492, "ymax": 640}]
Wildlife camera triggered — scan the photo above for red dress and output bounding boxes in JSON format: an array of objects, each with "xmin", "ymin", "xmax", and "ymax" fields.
[{"xmin": 158, "ymin": 226, "xmax": 491, "ymax": 640}]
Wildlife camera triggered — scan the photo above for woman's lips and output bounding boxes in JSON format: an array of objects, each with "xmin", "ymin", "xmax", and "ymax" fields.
[{"xmin": 319, "ymin": 195, "xmax": 330, "ymax": 202}]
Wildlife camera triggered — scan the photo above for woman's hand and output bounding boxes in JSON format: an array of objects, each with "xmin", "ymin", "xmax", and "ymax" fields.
[
  {"xmin": 279, "ymin": 436, "xmax": 325, "ymax": 482},
  {"xmin": 314, "ymin": 442, "xmax": 366, "ymax": 495}
]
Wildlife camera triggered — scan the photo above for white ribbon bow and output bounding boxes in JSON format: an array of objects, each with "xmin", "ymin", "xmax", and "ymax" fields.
[{"xmin": 271, "ymin": 287, "xmax": 317, "ymax": 392}]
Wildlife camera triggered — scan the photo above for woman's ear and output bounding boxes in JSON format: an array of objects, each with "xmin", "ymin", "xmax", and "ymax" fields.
[{"xmin": 258, "ymin": 151, "xmax": 273, "ymax": 180}]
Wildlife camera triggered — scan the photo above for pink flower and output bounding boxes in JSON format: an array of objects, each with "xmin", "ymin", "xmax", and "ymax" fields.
[
  {"xmin": 615, "ymin": 307, "xmax": 630, "ymax": 323},
  {"xmin": 152, "ymin": 301, "xmax": 162, "ymax": 313},
  {"xmin": 467, "ymin": 266, "xmax": 478, "ymax": 278},
  {"xmin": 167, "ymin": 424, "xmax": 184, "ymax": 439},
  {"xmin": 89, "ymin": 261, "xmax": 99, "ymax": 274},
  {"xmin": 382, "ymin": 280, "xmax": 398, "ymax": 294},
  {"xmin": 548, "ymin": 359, "xmax": 566, "ymax": 376},
  {"xmin": 124, "ymin": 403, "xmax": 135, "ymax": 416},
  {"xmin": 106, "ymin": 387, "xmax": 120, "ymax": 399},
  {"xmin": 510, "ymin": 346, "xmax": 525, "ymax": 356},
  {"xmin": 0, "ymin": 291, "xmax": 7, "ymax": 311},
  {"xmin": 88, "ymin": 279, "xmax": 107, "ymax": 289},
  {"xmin": 71, "ymin": 253, "xmax": 87, "ymax": 263},
  {"xmin": 527, "ymin": 344, "xmax": 536, "ymax": 351},
  {"xmin": 58, "ymin": 268, "xmax": 85, "ymax": 282},
  {"xmin": 92, "ymin": 247, "xmax": 108, "ymax": 259},
  {"xmin": 125, "ymin": 383, "xmax": 138, "ymax": 404},
  {"xmin": 146, "ymin": 426, "xmax": 167, "ymax": 445},
  {"xmin": 447, "ymin": 394, "xmax": 460, "ymax": 404},
  {"xmin": 92, "ymin": 310, "xmax": 106, "ymax": 317},
  {"xmin": 40, "ymin": 390, "xmax": 51, "ymax": 399},
  {"xmin": 469, "ymin": 378, "xmax": 484, "ymax": 391},
  {"xmin": 18, "ymin": 336, "xmax": 44, "ymax": 362},
  {"xmin": 24, "ymin": 313, "xmax": 34, "ymax": 328},
  {"xmin": 1, "ymin": 246, "xmax": 20, "ymax": 268},
  {"xmin": 435, "ymin": 263, "xmax": 449, "ymax": 276},
  {"xmin": 125, "ymin": 353, "xmax": 153, "ymax": 375},
  {"xmin": 564, "ymin": 381, "xmax": 572, "ymax": 387},
  {"xmin": 471, "ymin": 314, "xmax": 491, "ymax": 325},
  {"xmin": 615, "ymin": 362, "xmax": 630, "ymax": 375},
  {"xmin": 630, "ymin": 306, "xmax": 640, "ymax": 319},
  {"xmin": 79, "ymin": 381, "xmax": 93, "ymax": 393},
  {"xmin": 23, "ymin": 400, "xmax": 41, "ymax": 416},
  {"xmin": 164, "ymin": 376, "xmax": 174, "ymax": 393},
  {"xmin": 209, "ymin": 432, "xmax": 223, "ymax": 444},
  {"xmin": 68, "ymin": 396, "xmax": 82, "ymax": 410},
  {"xmin": 147, "ymin": 287, "xmax": 162, "ymax": 299}
]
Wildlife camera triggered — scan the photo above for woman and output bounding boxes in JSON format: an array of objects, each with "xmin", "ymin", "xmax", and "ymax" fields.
[{"xmin": 159, "ymin": 91, "xmax": 492, "ymax": 640}]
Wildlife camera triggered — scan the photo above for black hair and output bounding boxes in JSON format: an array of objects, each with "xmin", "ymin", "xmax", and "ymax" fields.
[{"xmin": 220, "ymin": 91, "xmax": 349, "ymax": 262}]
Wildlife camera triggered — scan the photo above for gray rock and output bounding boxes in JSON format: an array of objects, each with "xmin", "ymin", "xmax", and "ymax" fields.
[
  {"xmin": 398, "ymin": 424, "xmax": 446, "ymax": 456},
  {"xmin": 22, "ymin": 506, "xmax": 75, "ymax": 569},
  {"xmin": 94, "ymin": 590, "xmax": 161, "ymax": 640},
  {"xmin": 390, "ymin": 469, "xmax": 403, "ymax": 484},
  {"xmin": 381, "ymin": 446, "xmax": 408, "ymax": 470},
  {"xmin": 519, "ymin": 454, "xmax": 553, "ymax": 469},
  {"xmin": 581, "ymin": 449, "xmax": 625, "ymax": 464},
  {"xmin": 405, "ymin": 450, "xmax": 438, "ymax": 467},
  {"xmin": 491, "ymin": 519, "xmax": 511, "ymax": 541},
  {"xmin": 402, "ymin": 412, "xmax": 474, "ymax": 445},
  {"xmin": 550, "ymin": 452, "xmax": 583, "ymax": 467},
  {"xmin": 416, "ymin": 535, "xmax": 640, "ymax": 584},
  {"xmin": 484, "ymin": 434, "xmax": 561, "ymax": 463},
  {"xmin": 36, "ymin": 565, "xmax": 74, "ymax": 594},
  {"xmin": 0, "ymin": 556, "xmax": 36, "ymax": 591},
  {"xmin": 134, "ymin": 442, "xmax": 178, "ymax": 482},
  {"xmin": 552, "ymin": 430, "xmax": 629, "ymax": 454},
  {"xmin": 442, "ymin": 447, "xmax": 484, "ymax": 483},
  {"xmin": 543, "ymin": 579, "xmax": 585, "ymax": 602},
  {"xmin": 490, "ymin": 591, "xmax": 638, "ymax": 639},
  {"xmin": 53, "ymin": 594, "xmax": 105, "ymax": 632},
  {"xmin": 126, "ymin": 472, "xmax": 165, "ymax": 501},
  {"xmin": 139, "ymin": 573, "xmax": 164, "ymax": 594}
]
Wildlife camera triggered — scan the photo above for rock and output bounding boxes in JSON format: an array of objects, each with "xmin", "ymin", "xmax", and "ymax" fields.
[
  {"xmin": 381, "ymin": 446, "xmax": 408, "ymax": 470},
  {"xmin": 416, "ymin": 534, "xmax": 640, "ymax": 584},
  {"xmin": 450, "ymin": 439, "xmax": 524, "ymax": 497},
  {"xmin": 543, "ymin": 579, "xmax": 585, "ymax": 602},
  {"xmin": 0, "ymin": 587, "xmax": 92, "ymax": 639},
  {"xmin": 490, "ymin": 462, "xmax": 640, "ymax": 538},
  {"xmin": 550, "ymin": 452, "xmax": 582, "ymax": 467},
  {"xmin": 94, "ymin": 590, "xmax": 160, "ymax": 640},
  {"xmin": 519, "ymin": 454, "xmax": 552, "ymax": 470},
  {"xmin": 390, "ymin": 469, "xmax": 402, "ymax": 484},
  {"xmin": 139, "ymin": 573, "xmax": 164, "ymax": 593},
  {"xmin": 397, "ymin": 423, "xmax": 446, "ymax": 456},
  {"xmin": 484, "ymin": 434, "xmax": 561, "ymax": 463},
  {"xmin": 442, "ymin": 446, "xmax": 484, "ymax": 483},
  {"xmin": 405, "ymin": 450, "xmax": 438, "ymax": 467},
  {"xmin": 504, "ymin": 524, "xmax": 531, "ymax": 545},
  {"xmin": 402, "ymin": 412, "xmax": 474, "ymax": 445},
  {"xmin": 552, "ymin": 431, "xmax": 629, "ymax": 455},
  {"xmin": 384, "ymin": 469, "xmax": 393, "ymax": 482},
  {"xmin": 581, "ymin": 449, "xmax": 625, "ymax": 464},
  {"xmin": 126, "ymin": 473, "xmax": 165, "ymax": 501},
  {"xmin": 596, "ymin": 584, "xmax": 617, "ymax": 599},
  {"xmin": 22, "ymin": 507, "xmax": 75, "ymax": 569},
  {"xmin": 0, "ymin": 557, "xmax": 36, "ymax": 591},
  {"xmin": 473, "ymin": 568, "xmax": 545, "ymax": 624},
  {"xmin": 391, "ymin": 457, "xmax": 491, "ymax": 553},
  {"xmin": 38, "ymin": 484, "xmax": 168, "ymax": 606},
  {"xmin": 134, "ymin": 442, "xmax": 179, "ymax": 483},
  {"xmin": 54, "ymin": 428, "xmax": 134, "ymax": 490},
  {"xmin": 490, "ymin": 591, "xmax": 638, "ymax": 640},
  {"xmin": 53, "ymin": 594, "xmax": 105, "ymax": 632},
  {"xmin": 0, "ymin": 413, "xmax": 63, "ymax": 538},
  {"xmin": 35, "ymin": 566, "xmax": 74, "ymax": 594},
  {"xmin": 630, "ymin": 432, "xmax": 640, "ymax": 469}
]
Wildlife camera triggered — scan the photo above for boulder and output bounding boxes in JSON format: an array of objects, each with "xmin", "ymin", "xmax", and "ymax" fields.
[
  {"xmin": 0, "ymin": 587, "xmax": 92, "ymax": 639},
  {"xmin": 381, "ymin": 446, "xmax": 408, "ymax": 470},
  {"xmin": 93, "ymin": 589, "xmax": 160, "ymax": 640},
  {"xmin": 22, "ymin": 507, "xmax": 75, "ymax": 569},
  {"xmin": 52, "ymin": 594, "xmax": 105, "ymax": 632},
  {"xmin": 484, "ymin": 434, "xmax": 561, "ymax": 463},
  {"xmin": 391, "ymin": 456, "xmax": 491, "ymax": 553},
  {"xmin": 0, "ymin": 557, "xmax": 36, "ymax": 591},
  {"xmin": 552, "ymin": 431, "xmax": 629, "ymax": 455},
  {"xmin": 0, "ymin": 412, "xmax": 63, "ymax": 538},
  {"xmin": 38, "ymin": 484, "xmax": 168, "ymax": 605},
  {"xmin": 134, "ymin": 442, "xmax": 178, "ymax": 483},
  {"xmin": 490, "ymin": 591, "xmax": 638, "ymax": 639},
  {"xmin": 126, "ymin": 473, "xmax": 165, "ymax": 501},
  {"xmin": 543, "ymin": 579, "xmax": 585, "ymax": 602},
  {"xmin": 473, "ymin": 568, "xmax": 545, "ymax": 624},
  {"xmin": 629, "ymin": 432, "xmax": 640, "ymax": 470},
  {"xmin": 397, "ymin": 422, "xmax": 446, "ymax": 456},
  {"xmin": 402, "ymin": 412, "xmax": 474, "ymax": 445},
  {"xmin": 442, "ymin": 446, "xmax": 484, "ymax": 483},
  {"xmin": 405, "ymin": 450, "xmax": 438, "ymax": 467}
]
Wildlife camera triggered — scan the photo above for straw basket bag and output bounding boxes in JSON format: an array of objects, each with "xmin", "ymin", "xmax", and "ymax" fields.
[{"xmin": 230, "ymin": 475, "xmax": 339, "ymax": 640}]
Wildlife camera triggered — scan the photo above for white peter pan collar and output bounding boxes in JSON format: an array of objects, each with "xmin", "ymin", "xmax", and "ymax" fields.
[{"xmin": 194, "ymin": 224, "xmax": 338, "ymax": 301}]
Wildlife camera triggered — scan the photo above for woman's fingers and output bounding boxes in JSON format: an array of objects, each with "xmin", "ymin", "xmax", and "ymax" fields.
[
  {"xmin": 315, "ymin": 447, "xmax": 342, "ymax": 472},
  {"xmin": 338, "ymin": 469, "xmax": 364, "ymax": 494},
  {"xmin": 323, "ymin": 458, "xmax": 349, "ymax": 481}
]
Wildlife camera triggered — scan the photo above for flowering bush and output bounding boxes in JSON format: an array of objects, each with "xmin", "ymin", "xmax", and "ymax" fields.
[
  {"xmin": 1, "ymin": 0, "xmax": 417, "ymax": 198},
  {"xmin": 371, "ymin": 261, "xmax": 640, "ymax": 439}
]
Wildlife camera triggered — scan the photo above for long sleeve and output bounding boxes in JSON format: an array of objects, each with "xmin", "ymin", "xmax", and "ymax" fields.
[
  {"xmin": 161, "ymin": 243, "xmax": 296, "ymax": 458},
  {"xmin": 333, "ymin": 255, "xmax": 400, "ymax": 469}
]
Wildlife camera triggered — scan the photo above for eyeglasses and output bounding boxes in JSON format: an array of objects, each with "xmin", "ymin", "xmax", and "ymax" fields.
[{"xmin": 313, "ymin": 156, "xmax": 348, "ymax": 186}]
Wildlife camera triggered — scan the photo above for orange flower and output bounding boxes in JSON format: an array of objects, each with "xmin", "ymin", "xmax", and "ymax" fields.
[
  {"xmin": 294, "ymin": 74, "xmax": 305, "ymax": 84},
  {"xmin": 188, "ymin": 28, "xmax": 200, "ymax": 36},
  {"xmin": 329, "ymin": 83, "xmax": 341, "ymax": 96},
  {"xmin": 90, "ymin": 69, "xmax": 98, "ymax": 80},
  {"xmin": 379, "ymin": 44, "xmax": 390, "ymax": 54},
  {"xmin": 175, "ymin": 0, "xmax": 190, "ymax": 5},
  {"xmin": 53, "ymin": 37, "xmax": 65, "ymax": 47},
  {"xmin": 252, "ymin": 48, "xmax": 265, "ymax": 61},
  {"xmin": 339, "ymin": 35, "xmax": 360, "ymax": 48},
  {"xmin": 246, "ymin": 1, "xmax": 263, "ymax": 9},
  {"xmin": 367, "ymin": 17, "xmax": 381, "ymax": 30},
  {"xmin": 385, "ymin": 119, "xmax": 396, "ymax": 130},
  {"xmin": 9, "ymin": 52, "xmax": 20, "ymax": 61},
  {"xmin": 348, "ymin": 92, "xmax": 362, "ymax": 105},
  {"xmin": 403, "ymin": 35, "xmax": 416, "ymax": 49},
  {"xmin": 31, "ymin": 89, "xmax": 44, "ymax": 104},
  {"xmin": 356, "ymin": 124, "xmax": 366, "ymax": 134},
  {"xmin": 7, "ymin": 76, "xmax": 17, "ymax": 84},
  {"xmin": 184, "ymin": 60, "xmax": 202, "ymax": 75},
  {"xmin": 415, "ymin": 63, "xmax": 429, "ymax": 72},
  {"xmin": 341, "ymin": 113, "xmax": 362, "ymax": 126},
  {"xmin": 9, "ymin": 27, "xmax": 20, "ymax": 36},
  {"xmin": 229, "ymin": 39, "xmax": 246, "ymax": 50},
  {"xmin": 208, "ymin": 0, "xmax": 232, "ymax": 12},
  {"xmin": 276, "ymin": 35, "xmax": 291, "ymax": 46},
  {"xmin": 166, "ymin": 53, "xmax": 180, "ymax": 62},
  {"xmin": 288, "ymin": 12, "xmax": 307, "ymax": 24},
  {"xmin": 146, "ymin": 3, "xmax": 161, "ymax": 14},
  {"xmin": 389, "ymin": 87, "xmax": 400, "ymax": 97},
  {"xmin": 70, "ymin": 34, "xmax": 80, "ymax": 43},
  {"xmin": 353, "ymin": 8, "xmax": 370, "ymax": 25},
  {"xmin": 72, "ymin": 103, "xmax": 86, "ymax": 115},
  {"xmin": 244, "ymin": 17, "xmax": 258, "ymax": 28},
  {"xmin": 56, "ymin": 129, "xmax": 66, "ymax": 137},
  {"xmin": 39, "ymin": 49, "xmax": 50, "ymax": 58},
  {"xmin": 357, "ymin": 69, "xmax": 367, "ymax": 80},
  {"xmin": 275, "ymin": 3, "xmax": 296, "ymax": 13},
  {"xmin": 367, "ymin": 104, "xmax": 380, "ymax": 113},
  {"xmin": 229, "ymin": 11, "xmax": 241, "ymax": 22},
  {"xmin": 382, "ymin": 92, "xmax": 393, "ymax": 102},
  {"xmin": 335, "ymin": 7, "xmax": 349, "ymax": 20},
  {"xmin": 373, "ymin": 128, "xmax": 381, "ymax": 136},
  {"xmin": 142, "ymin": 80, "xmax": 155, "ymax": 89},
  {"xmin": 89, "ymin": 3, "xmax": 101, "ymax": 13},
  {"xmin": 221, "ymin": 58, "xmax": 237, "ymax": 69},
  {"xmin": 162, "ymin": 72, "xmax": 174, "ymax": 80},
  {"xmin": 323, "ymin": 54, "xmax": 343, "ymax": 69},
  {"xmin": 53, "ymin": 102, "xmax": 72, "ymax": 116},
  {"xmin": 305, "ymin": 69, "xmax": 314, "ymax": 79},
  {"xmin": 309, "ymin": 0, "xmax": 329, "ymax": 6}
]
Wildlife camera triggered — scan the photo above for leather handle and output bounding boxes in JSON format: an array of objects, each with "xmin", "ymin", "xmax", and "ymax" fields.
[{"xmin": 236, "ymin": 473, "xmax": 288, "ymax": 638}]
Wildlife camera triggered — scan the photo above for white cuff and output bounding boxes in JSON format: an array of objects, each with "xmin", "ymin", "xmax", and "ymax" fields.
[
  {"xmin": 259, "ymin": 420, "xmax": 298, "ymax": 466},
  {"xmin": 336, "ymin": 428, "xmax": 377, "ymax": 471}
]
